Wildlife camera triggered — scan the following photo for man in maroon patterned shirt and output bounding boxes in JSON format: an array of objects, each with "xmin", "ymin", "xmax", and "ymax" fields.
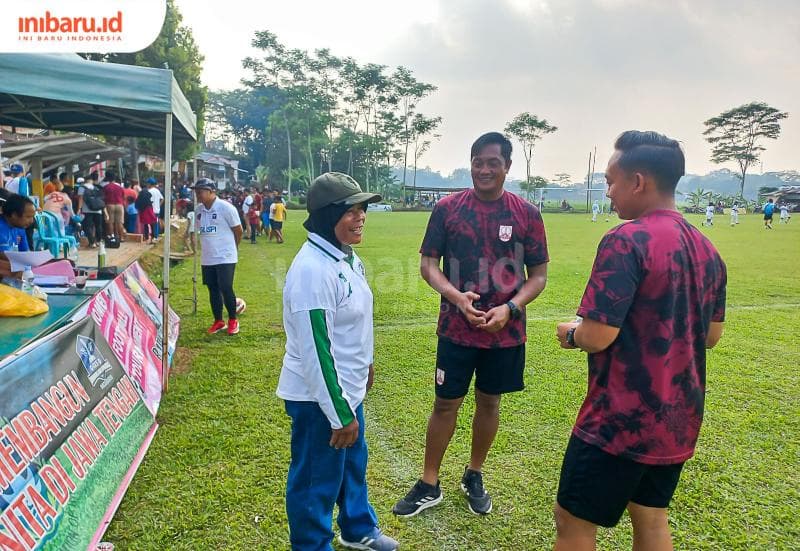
[
  {"xmin": 393, "ymin": 132, "xmax": 549, "ymax": 518},
  {"xmin": 554, "ymin": 131, "xmax": 727, "ymax": 550}
]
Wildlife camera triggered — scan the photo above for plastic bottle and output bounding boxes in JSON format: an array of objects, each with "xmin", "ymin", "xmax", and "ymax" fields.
[
  {"xmin": 67, "ymin": 244, "xmax": 79, "ymax": 263},
  {"xmin": 98, "ymin": 242, "xmax": 107, "ymax": 268},
  {"xmin": 22, "ymin": 265, "xmax": 35, "ymax": 295}
]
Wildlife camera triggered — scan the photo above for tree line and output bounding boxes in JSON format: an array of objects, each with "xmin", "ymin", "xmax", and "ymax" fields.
[{"xmin": 207, "ymin": 31, "xmax": 441, "ymax": 200}]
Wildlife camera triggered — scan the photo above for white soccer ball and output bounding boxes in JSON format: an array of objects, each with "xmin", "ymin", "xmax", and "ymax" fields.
[{"xmin": 236, "ymin": 297, "xmax": 247, "ymax": 315}]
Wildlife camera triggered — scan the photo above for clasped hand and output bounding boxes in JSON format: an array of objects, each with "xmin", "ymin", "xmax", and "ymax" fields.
[{"xmin": 456, "ymin": 291, "xmax": 511, "ymax": 334}]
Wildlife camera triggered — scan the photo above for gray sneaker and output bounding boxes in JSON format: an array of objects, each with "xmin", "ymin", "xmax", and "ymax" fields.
[
  {"xmin": 392, "ymin": 479, "xmax": 443, "ymax": 517},
  {"xmin": 338, "ymin": 532, "xmax": 399, "ymax": 550},
  {"xmin": 460, "ymin": 467, "xmax": 493, "ymax": 515}
]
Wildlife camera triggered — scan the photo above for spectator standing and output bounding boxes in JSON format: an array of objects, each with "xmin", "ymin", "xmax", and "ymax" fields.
[
  {"xmin": 146, "ymin": 178, "xmax": 164, "ymax": 240},
  {"xmin": 77, "ymin": 174, "xmax": 105, "ymax": 248},
  {"xmin": 102, "ymin": 171, "xmax": 127, "ymax": 240}
]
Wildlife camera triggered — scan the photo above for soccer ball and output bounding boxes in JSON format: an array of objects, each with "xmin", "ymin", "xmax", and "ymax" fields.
[{"xmin": 236, "ymin": 297, "xmax": 247, "ymax": 315}]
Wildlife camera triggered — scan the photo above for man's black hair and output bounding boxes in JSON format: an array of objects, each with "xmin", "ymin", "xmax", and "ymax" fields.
[
  {"xmin": 471, "ymin": 132, "xmax": 513, "ymax": 165},
  {"xmin": 2, "ymin": 193, "xmax": 34, "ymax": 217},
  {"xmin": 614, "ymin": 130, "xmax": 685, "ymax": 194}
]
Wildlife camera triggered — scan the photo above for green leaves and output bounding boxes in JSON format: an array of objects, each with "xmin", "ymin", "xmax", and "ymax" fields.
[
  {"xmin": 505, "ymin": 112, "xmax": 558, "ymax": 200},
  {"xmin": 703, "ymin": 102, "xmax": 789, "ymax": 195}
]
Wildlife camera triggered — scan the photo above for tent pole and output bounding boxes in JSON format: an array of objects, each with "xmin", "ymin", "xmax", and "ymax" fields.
[
  {"xmin": 162, "ymin": 113, "xmax": 173, "ymax": 393},
  {"xmin": 192, "ymin": 157, "xmax": 198, "ymax": 315}
]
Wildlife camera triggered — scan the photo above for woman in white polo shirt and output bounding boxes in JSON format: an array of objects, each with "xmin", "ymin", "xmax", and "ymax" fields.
[{"xmin": 277, "ymin": 173, "xmax": 398, "ymax": 551}]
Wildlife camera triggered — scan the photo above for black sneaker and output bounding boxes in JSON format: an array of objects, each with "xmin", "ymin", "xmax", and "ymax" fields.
[
  {"xmin": 460, "ymin": 467, "xmax": 492, "ymax": 515},
  {"xmin": 392, "ymin": 479, "xmax": 443, "ymax": 517}
]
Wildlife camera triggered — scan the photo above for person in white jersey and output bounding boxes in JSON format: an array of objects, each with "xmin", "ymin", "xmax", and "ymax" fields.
[
  {"xmin": 730, "ymin": 202, "xmax": 739, "ymax": 226},
  {"xmin": 193, "ymin": 178, "xmax": 243, "ymax": 335},
  {"xmin": 277, "ymin": 172, "xmax": 399, "ymax": 551},
  {"xmin": 779, "ymin": 202, "xmax": 790, "ymax": 224},
  {"xmin": 704, "ymin": 202, "xmax": 714, "ymax": 226}
]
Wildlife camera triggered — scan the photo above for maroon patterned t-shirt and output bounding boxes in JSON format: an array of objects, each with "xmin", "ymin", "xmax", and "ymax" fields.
[
  {"xmin": 420, "ymin": 189, "xmax": 549, "ymax": 349},
  {"xmin": 574, "ymin": 209, "xmax": 727, "ymax": 465}
]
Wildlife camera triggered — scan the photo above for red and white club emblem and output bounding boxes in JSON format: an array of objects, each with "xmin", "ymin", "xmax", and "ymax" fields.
[{"xmin": 499, "ymin": 225, "xmax": 513, "ymax": 242}]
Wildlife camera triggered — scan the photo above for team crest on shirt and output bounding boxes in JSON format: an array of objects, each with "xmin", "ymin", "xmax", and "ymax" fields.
[{"xmin": 499, "ymin": 225, "xmax": 513, "ymax": 242}]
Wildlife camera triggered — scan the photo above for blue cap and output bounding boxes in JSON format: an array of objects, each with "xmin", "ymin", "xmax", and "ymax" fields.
[
  {"xmin": 10, "ymin": 164, "xmax": 23, "ymax": 173},
  {"xmin": 145, "ymin": 177, "xmax": 157, "ymax": 184}
]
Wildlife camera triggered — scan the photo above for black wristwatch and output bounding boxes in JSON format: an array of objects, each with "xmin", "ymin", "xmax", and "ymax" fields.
[
  {"xmin": 506, "ymin": 300, "xmax": 521, "ymax": 320},
  {"xmin": 566, "ymin": 327, "xmax": 577, "ymax": 347}
]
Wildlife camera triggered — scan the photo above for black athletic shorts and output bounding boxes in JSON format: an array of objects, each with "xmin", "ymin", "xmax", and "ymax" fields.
[
  {"xmin": 434, "ymin": 337, "xmax": 525, "ymax": 399},
  {"xmin": 764, "ymin": 213, "xmax": 773, "ymax": 221},
  {"xmin": 557, "ymin": 435, "xmax": 685, "ymax": 527}
]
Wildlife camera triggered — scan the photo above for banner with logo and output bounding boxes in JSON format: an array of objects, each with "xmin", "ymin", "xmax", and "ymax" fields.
[
  {"xmin": 0, "ymin": 316, "xmax": 156, "ymax": 550},
  {"xmin": 87, "ymin": 261, "xmax": 179, "ymax": 416}
]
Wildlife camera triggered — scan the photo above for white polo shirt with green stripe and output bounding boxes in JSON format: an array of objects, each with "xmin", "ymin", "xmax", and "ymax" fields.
[{"xmin": 277, "ymin": 232, "xmax": 374, "ymax": 429}]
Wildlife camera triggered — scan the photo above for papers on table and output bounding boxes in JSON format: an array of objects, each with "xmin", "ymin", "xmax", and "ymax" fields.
[
  {"xmin": 32, "ymin": 275, "xmax": 70, "ymax": 286},
  {"xmin": 3, "ymin": 251, "xmax": 54, "ymax": 272},
  {"xmin": 42, "ymin": 287, "xmax": 70, "ymax": 295}
]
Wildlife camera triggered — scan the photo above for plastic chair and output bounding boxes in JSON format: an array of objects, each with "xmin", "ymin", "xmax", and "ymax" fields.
[{"xmin": 35, "ymin": 211, "xmax": 77, "ymax": 258}]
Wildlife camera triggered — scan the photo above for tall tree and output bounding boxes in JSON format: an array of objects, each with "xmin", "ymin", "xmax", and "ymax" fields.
[
  {"xmin": 504, "ymin": 113, "xmax": 557, "ymax": 201},
  {"xmin": 703, "ymin": 102, "xmax": 789, "ymax": 196},
  {"xmin": 84, "ymin": 0, "xmax": 207, "ymax": 173},
  {"xmin": 206, "ymin": 87, "xmax": 281, "ymax": 170},
  {"xmin": 389, "ymin": 67, "xmax": 437, "ymax": 192},
  {"xmin": 410, "ymin": 113, "xmax": 442, "ymax": 192},
  {"xmin": 553, "ymin": 172, "xmax": 572, "ymax": 187}
]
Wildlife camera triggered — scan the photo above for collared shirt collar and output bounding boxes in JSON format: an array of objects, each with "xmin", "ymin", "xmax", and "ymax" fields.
[{"xmin": 307, "ymin": 232, "xmax": 347, "ymax": 262}]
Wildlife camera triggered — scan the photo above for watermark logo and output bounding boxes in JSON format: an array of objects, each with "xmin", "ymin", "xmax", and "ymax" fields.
[{"xmin": 2, "ymin": 0, "xmax": 166, "ymax": 53}]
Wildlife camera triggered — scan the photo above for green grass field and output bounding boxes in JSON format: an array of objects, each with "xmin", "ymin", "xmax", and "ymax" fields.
[{"xmin": 105, "ymin": 211, "xmax": 800, "ymax": 550}]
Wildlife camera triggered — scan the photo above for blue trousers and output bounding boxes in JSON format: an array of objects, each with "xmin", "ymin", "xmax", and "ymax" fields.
[{"xmin": 285, "ymin": 401, "xmax": 379, "ymax": 551}]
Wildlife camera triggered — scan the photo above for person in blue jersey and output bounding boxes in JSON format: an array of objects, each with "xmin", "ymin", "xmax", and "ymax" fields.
[
  {"xmin": 763, "ymin": 198, "xmax": 775, "ymax": 229},
  {"xmin": 277, "ymin": 172, "xmax": 399, "ymax": 551},
  {"xmin": 0, "ymin": 193, "xmax": 34, "ymax": 252}
]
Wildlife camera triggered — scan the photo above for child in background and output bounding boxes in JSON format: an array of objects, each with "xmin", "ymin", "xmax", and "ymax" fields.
[
  {"xmin": 779, "ymin": 203, "xmax": 791, "ymax": 224},
  {"xmin": 247, "ymin": 205, "xmax": 260, "ymax": 244},
  {"xmin": 184, "ymin": 203, "xmax": 196, "ymax": 253},
  {"xmin": 125, "ymin": 196, "xmax": 138, "ymax": 235},
  {"xmin": 704, "ymin": 202, "xmax": 714, "ymax": 226}
]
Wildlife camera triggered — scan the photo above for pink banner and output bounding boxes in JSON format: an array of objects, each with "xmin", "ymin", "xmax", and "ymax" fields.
[{"xmin": 87, "ymin": 261, "xmax": 179, "ymax": 415}]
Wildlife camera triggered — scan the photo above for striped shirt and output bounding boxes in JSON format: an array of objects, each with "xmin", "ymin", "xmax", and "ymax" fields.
[{"xmin": 277, "ymin": 233, "xmax": 374, "ymax": 429}]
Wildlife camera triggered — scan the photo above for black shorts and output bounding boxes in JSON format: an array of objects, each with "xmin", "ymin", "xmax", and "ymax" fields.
[
  {"xmin": 764, "ymin": 214, "xmax": 773, "ymax": 221},
  {"xmin": 434, "ymin": 338, "xmax": 525, "ymax": 399},
  {"xmin": 271, "ymin": 220, "xmax": 283, "ymax": 230},
  {"xmin": 201, "ymin": 263, "xmax": 236, "ymax": 288},
  {"xmin": 557, "ymin": 435, "xmax": 685, "ymax": 527}
]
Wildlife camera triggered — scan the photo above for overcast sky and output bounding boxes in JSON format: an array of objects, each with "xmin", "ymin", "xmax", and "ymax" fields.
[{"xmin": 176, "ymin": 0, "xmax": 799, "ymax": 182}]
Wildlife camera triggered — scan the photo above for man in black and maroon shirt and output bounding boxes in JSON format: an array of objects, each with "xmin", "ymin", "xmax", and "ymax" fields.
[
  {"xmin": 554, "ymin": 131, "xmax": 727, "ymax": 550},
  {"xmin": 393, "ymin": 132, "xmax": 549, "ymax": 518}
]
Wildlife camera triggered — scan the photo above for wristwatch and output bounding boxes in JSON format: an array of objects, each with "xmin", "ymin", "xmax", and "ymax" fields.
[
  {"xmin": 506, "ymin": 300, "xmax": 521, "ymax": 320},
  {"xmin": 566, "ymin": 327, "xmax": 577, "ymax": 347}
]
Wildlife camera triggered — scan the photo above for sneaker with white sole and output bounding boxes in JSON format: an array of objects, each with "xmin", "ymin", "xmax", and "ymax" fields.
[
  {"xmin": 392, "ymin": 479, "xmax": 442, "ymax": 517},
  {"xmin": 460, "ymin": 467, "xmax": 492, "ymax": 515},
  {"xmin": 338, "ymin": 532, "xmax": 399, "ymax": 550}
]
